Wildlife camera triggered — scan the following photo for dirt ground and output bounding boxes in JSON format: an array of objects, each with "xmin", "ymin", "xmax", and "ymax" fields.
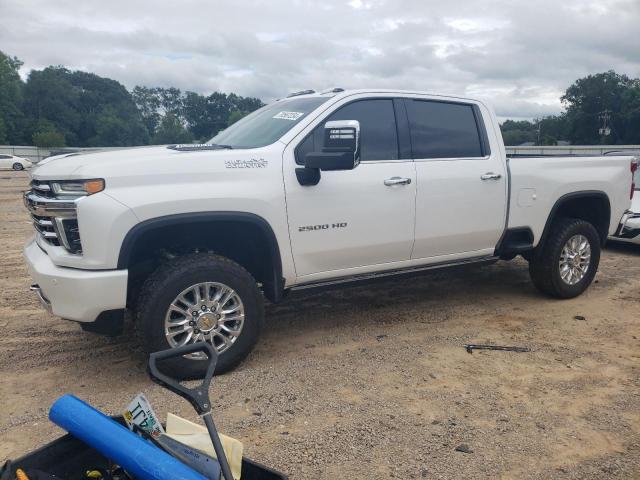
[{"xmin": 1, "ymin": 171, "xmax": 639, "ymax": 479}]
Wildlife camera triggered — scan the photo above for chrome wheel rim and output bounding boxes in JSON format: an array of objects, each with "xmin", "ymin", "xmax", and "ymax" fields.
[
  {"xmin": 164, "ymin": 282, "xmax": 245, "ymax": 358},
  {"xmin": 559, "ymin": 234, "xmax": 591, "ymax": 285}
]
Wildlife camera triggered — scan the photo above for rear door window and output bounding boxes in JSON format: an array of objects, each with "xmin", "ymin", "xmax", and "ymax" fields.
[{"xmin": 405, "ymin": 100, "xmax": 484, "ymax": 159}]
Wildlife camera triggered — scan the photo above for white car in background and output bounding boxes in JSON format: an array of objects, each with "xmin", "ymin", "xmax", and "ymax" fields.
[
  {"xmin": 0, "ymin": 154, "xmax": 33, "ymax": 171},
  {"xmin": 607, "ymin": 151, "xmax": 640, "ymax": 245}
]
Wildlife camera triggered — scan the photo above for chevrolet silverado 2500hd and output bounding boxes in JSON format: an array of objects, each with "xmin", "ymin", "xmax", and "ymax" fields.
[{"xmin": 23, "ymin": 89, "xmax": 637, "ymax": 378}]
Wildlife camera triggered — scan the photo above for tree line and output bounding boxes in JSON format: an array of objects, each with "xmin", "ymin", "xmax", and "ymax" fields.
[
  {"xmin": 0, "ymin": 51, "xmax": 263, "ymax": 147},
  {"xmin": 1, "ymin": 49, "xmax": 640, "ymax": 147},
  {"xmin": 500, "ymin": 71, "xmax": 640, "ymax": 146}
]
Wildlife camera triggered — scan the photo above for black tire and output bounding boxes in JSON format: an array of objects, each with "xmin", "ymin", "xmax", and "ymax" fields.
[
  {"xmin": 529, "ymin": 218, "xmax": 601, "ymax": 298},
  {"xmin": 136, "ymin": 253, "xmax": 264, "ymax": 379},
  {"xmin": 12, "ymin": 162, "xmax": 24, "ymax": 171}
]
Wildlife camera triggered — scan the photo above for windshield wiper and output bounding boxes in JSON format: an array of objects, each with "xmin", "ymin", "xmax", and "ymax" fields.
[{"xmin": 167, "ymin": 143, "xmax": 233, "ymax": 151}]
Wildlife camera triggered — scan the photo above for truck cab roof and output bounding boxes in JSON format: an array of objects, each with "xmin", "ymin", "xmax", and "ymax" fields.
[{"xmin": 283, "ymin": 88, "xmax": 485, "ymax": 105}]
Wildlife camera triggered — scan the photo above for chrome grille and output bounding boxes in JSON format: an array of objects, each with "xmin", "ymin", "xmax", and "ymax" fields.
[
  {"xmin": 31, "ymin": 213, "xmax": 60, "ymax": 246},
  {"xmin": 24, "ymin": 180, "xmax": 82, "ymax": 253}
]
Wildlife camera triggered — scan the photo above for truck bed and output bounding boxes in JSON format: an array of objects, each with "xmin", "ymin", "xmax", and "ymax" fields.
[{"xmin": 506, "ymin": 154, "xmax": 635, "ymax": 246}]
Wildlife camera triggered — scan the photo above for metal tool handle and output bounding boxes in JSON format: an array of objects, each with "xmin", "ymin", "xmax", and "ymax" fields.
[
  {"xmin": 148, "ymin": 342, "xmax": 217, "ymax": 415},
  {"xmin": 148, "ymin": 342, "xmax": 235, "ymax": 480},
  {"xmin": 465, "ymin": 344, "xmax": 530, "ymax": 353},
  {"xmin": 202, "ymin": 414, "xmax": 234, "ymax": 480},
  {"xmin": 384, "ymin": 176, "xmax": 412, "ymax": 186}
]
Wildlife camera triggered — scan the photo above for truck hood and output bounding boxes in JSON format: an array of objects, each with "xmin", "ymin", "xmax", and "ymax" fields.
[
  {"xmin": 33, "ymin": 146, "xmax": 188, "ymax": 179},
  {"xmin": 31, "ymin": 145, "xmax": 273, "ymax": 182}
]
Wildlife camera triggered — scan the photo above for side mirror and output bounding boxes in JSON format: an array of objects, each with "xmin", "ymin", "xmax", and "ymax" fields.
[
  {"xmin": 306, "ymin": 120, "xmax": 360, "ymax": 171},
  {"xmin": 296, "ymin": 120, "xmax": 360, "ymax": 186}
]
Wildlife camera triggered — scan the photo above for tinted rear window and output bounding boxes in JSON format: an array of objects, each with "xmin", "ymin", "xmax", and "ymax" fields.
[{"xmin": 406, "ymin": 100, "xmax": 483, "ymax": 159}]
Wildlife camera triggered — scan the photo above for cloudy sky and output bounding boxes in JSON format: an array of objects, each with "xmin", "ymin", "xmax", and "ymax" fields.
[{"xmin": 1, "ymin": 0, "xmax": 639, "ymax": 120}]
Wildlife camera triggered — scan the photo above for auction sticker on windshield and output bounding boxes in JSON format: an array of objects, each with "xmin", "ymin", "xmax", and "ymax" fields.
[{"xmin": 273, "ymin": 111, "xmax": 305, "ymax": 120}]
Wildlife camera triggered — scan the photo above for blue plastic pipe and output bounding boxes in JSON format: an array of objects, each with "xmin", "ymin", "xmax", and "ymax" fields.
[{"xmin": 49, "ymin": 394, "xmax": 207, "ymax": 480}]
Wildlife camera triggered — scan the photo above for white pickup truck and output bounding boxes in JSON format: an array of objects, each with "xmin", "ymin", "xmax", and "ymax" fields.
[{"xmin": 23, "ymin": 88, "xmax": 637, "ymax": 378}]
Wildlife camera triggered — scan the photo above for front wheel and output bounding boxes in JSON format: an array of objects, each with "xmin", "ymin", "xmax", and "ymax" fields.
[
  {"xmin": 529, "ymin": 218, "xmax": 601, "ymax": 298},
  {"xmin": 136, "ymin": 253, "xmax": 264, "ymax": 379},
  {"xmin": 12, "ymin": 162, "xmax": 24, "ymax": 171}
]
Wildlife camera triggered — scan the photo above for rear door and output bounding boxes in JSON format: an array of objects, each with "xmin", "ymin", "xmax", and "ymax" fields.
[
  {"xmin": 0, "ymin": 155, "xmax": 12, "ymax": 168},
  {"xmin": 406, "ymin": 98, "xmax": 507, "ymax": 260},
  {"xmin": 283, "ymin": 97, "xmax": 417, "ymax": 281}
]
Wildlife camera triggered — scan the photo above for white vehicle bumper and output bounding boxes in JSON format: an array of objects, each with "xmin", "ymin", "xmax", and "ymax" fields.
[
  {"xmin": 610, "ymin": 211, "xmax": 640, "ymax": 245},
  {"xmin": 23, "ymin": 237, "xmax": 128, "ymax": 322}
]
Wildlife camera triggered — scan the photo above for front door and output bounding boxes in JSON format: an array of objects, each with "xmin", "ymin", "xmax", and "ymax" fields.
[{"xmin": 283, "ymin": 98, "xmax": 417, "ymax": 281}]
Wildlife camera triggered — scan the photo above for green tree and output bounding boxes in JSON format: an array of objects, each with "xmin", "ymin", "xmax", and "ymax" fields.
[
  {"xmin": 500, "ymin": 115, "xmax": 571, "ymax": 146},
  {"xmin": 151, "ymin": 113, "xmax": 193, "ymax": 144},
  {"xmin": 131, "ymin": 86, "xmax": 162, "ymax": 135},
  {"xmin": 0, "ymin": 116, "xmax": 7, "ymax": 143},
  {"xmin": 23, "ymin": 67, "xmax": 148, "ymax": 147},
  {"xmin": 562, "ymin": 71, "xmax": 640, "ymax": 144},
  {"xmin": 500, "ymin": 120, "xmax": 537, "ymax": 145},
  {"xmin": 227, "ymin": 110, "xmax": 249, "ymax": 126},
  {"xmin": 135, "ymin": 86, "xmax": 264, "ymax": 141},
  {"xmin": 618, "ymin": 80, "xmax": 640, "ymax": 144},
  {"xmin": 0, "ymin": 51, "xmax": 25, "ymax": 143},
  {"xmin": 539, "ymin": 115, "xmax": 569, "ymax": 145},
  {"xmin": 32, "ymin": 120, "xmax": 65, "ymax": 147},
  {"xmin": 159, "ymin": 87, "xmax": 182, "ymax": 113},
  {"xmin": 91, "ymin": 107, "xmax": 149, "ymax": 146},
  {"xmin": 179, "ymin": 90, "xmax": 262, "ymax": 139},
  {"xmin": 227, "ymin": 93, "xmax": 263, "ymax": 116},
  {"xmin": 181, "ymin": 91, "xmax": 217, "ymax": 140}
]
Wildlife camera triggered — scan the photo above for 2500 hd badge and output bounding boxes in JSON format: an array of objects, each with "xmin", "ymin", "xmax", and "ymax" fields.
[{"xmin": 298, "ymin": 222, "xmax": 348, "ymax": 232}]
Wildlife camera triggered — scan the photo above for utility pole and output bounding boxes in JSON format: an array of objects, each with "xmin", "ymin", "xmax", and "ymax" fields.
[
  {"xmin": 535, "ymin": 118, "xmax": 542, "ymax": 146},
  {"xmin": 598, "ymin": 110, "xmax": 611, "ymax": 143}
]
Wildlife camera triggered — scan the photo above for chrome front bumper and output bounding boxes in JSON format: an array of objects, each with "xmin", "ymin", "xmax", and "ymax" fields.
[
  {"xmin": 30, "ymin": 284, "xmax": 52, "ymax": 313},
  {"xmin": 23, "ymin": 238, "xmax": 128, "ymax": 322}
]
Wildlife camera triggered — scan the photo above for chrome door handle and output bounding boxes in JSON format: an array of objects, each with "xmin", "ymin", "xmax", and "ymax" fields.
[
  {"xmin": 480, "ymin": 172, "xmax": 502, "ymax": 181},
  {"xmin": 384, "ymin": 176, "xmax": 412, "ymax": 186}
]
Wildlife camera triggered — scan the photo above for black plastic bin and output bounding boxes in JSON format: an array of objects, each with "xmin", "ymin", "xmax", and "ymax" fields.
[{"xmin": 1, "ymin": 417, "xmax": 286, "ymax": 480}]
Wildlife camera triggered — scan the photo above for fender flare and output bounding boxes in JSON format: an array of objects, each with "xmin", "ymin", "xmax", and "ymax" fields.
[
  {"xmin": 538, "ymin": 190, "xmax": 611, "ymax": 246},
  {"xmin": 117, "ymin": 211, "xmax": 284, "ymax": 301}
]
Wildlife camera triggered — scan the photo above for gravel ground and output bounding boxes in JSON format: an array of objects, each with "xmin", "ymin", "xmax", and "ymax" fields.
[{"xmin": 1, "ymin": 171, "xmax": 639, "ymax": 479}]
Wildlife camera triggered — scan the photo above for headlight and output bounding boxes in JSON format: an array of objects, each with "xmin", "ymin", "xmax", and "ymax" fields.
[{"xmin": 50, "ymin": 179, "xmax": 105, "ymax": 196}]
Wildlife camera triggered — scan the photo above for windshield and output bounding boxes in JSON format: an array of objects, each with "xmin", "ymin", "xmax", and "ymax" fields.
[{"xmin": 208, "ymin": 96, "xmax": 330, "ymax": 149}]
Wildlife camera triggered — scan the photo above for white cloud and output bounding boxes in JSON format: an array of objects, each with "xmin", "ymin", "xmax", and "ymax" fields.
[{"xmin": 0, "ymin": 0, "xmax": 638, "ymax": 119}]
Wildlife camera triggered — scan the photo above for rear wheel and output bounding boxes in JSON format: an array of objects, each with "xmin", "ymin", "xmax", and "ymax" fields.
[
  {"xmin": 529, "ymin": 218, "xmax": 600, "ymax": 298},
  {"xmin": 136, "ymin": 253, "xmax": 264, "ymax": 379},
  {"xmin": 12, "ymin": 162, "xmax": 24, "ymax": 171}
]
